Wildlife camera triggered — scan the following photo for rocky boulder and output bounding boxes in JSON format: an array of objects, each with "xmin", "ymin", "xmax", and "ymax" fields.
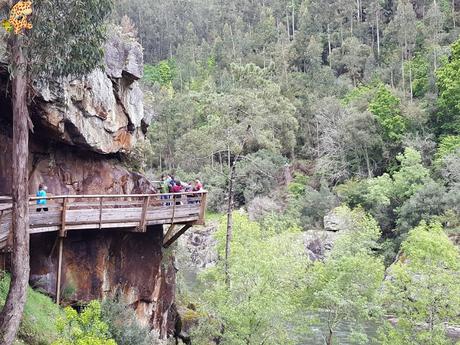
[
  {"xmin": 31, "ymin": 29, "xmax": 148, "ymax": 155},
  {"xmin": 302, "ymin": 230, "xmax": 338, "ymax": 261},
  {"xmin": 104, "ymin": 30, "xmax": 143, "ymax": 81},
  {"xmin": 177, "ymin": 224, "xmax": 218, "ymax": 271},
  {"xmin": 324, "ymin": 207, "xmax": 352, "ymax": 232},
  {"xmin": 247, "ymin": 196, "xmax": 283, "ymax": 222}
]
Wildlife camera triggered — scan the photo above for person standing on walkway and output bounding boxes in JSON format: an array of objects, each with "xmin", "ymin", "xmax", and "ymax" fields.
[
  {"xmin": 36, "ymin": 184, "xmax": 48, "ymax": 212},
  {"xmin": 160, "ymin": 174, "xmax": 172, "ymax": 206}
]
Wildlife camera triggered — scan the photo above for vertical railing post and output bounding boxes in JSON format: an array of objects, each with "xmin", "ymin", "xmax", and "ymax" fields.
[
  {"xmin": 59, "ymin": 197, "xmax": 67, "ymax": 238},
  {"xmin": 139, "ymin": 195, "xmax": 150, "ymax": 232},
  {"xmin": 170, "ymin": 195, "xmax": 177, "ymax": 224},
  {"xmin": 99, "ymin": 197, "xmax": 103, "ymax": 230},
  {"xmin": 198, "ymin": 192, "xmax": 207, "ymax": 225}
]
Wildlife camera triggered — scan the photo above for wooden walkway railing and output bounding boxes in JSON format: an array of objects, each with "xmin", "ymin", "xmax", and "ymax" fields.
[{"xmin": 0, "ymin": 191, "xmax": 207, "ymax": 249}]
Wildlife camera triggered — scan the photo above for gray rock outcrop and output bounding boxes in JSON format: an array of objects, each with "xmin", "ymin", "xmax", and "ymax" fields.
[
  {"xmin": 302, "ymin": 230, "xmax": 338, "ymax": 261},
  {"xmin": 324, "ymin": 208, "xmax": 352, "ymax": 232},
  {"xmin": 32, "ymin": 29, "xmax": 148, "ymax": 155}
]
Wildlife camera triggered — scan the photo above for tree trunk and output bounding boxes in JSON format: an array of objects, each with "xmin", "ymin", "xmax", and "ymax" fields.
[
  {"xmin": 453, "ymin": 0, "xmax": 456, "ymax": 28},
  {"xmin": 356, "ymin": 0, "xmax": 361, "ymax": 22},
  {"xmin": 0, "ymin": 33, "xmax": 31, "ymax": 345},
  {"xmin": 364, "ymin": 146, "xmax": 372, "ymax": 178},
  {"xmin": 409, "ymin": 63, "xmax": 413, "ymax": 102},
  {"xmin": 376, "ymin": 11, "xmax": 380, "ymax": 59},
  {"xmin": 401, "ymin": 46, "xmax": 406, "ymax": 96},
  {"xmin": 350, "ymin": 14, "xmax": 353, "ymax": 34},
  {"xmin": 434, "ymin": 48, "xmax": 437, "ymax": 72},
  {"xmin": 285, "ymin": 5, "xmax": 290, "ymax": 37},
  {"xmin": 326, "ymin": 328, "xmax": 334, "ymax": 345},
  {"xmin": 327, "ymin": 24, "xmax": 332, "ymax": 67},
  {"xmin": 224, "ymin": 159, "xmax": 237, "ymax": 287}
]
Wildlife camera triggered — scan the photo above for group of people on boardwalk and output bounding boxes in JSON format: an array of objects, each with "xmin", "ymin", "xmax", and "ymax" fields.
[
  {"xmin": 160, "ymin": 174, "xmax": 203, "ymax": 205},
  {"xmin": 34, "ymin": 175, "xmax": 203, "ymax": 210}
]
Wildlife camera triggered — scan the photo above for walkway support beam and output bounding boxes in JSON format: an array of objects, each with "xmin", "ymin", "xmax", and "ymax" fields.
[{"xmin": 55, "ymin": 237, "xmax": 63, "ymax": 305}]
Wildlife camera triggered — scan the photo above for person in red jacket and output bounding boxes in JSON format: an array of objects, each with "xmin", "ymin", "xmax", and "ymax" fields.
[
  {"xmin": 193, "ymin": 179, "xmax": 203, "ymax": 191},
  {"xmin": 172, "ymin": 180, "xmax": 183, "ymax": 205},
  {"xmin": 191, "ymin": 179, "xmax": 203, "ymax": 204}
]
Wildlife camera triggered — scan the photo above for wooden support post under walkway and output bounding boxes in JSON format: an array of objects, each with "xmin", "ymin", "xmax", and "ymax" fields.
[
  {"xmin": 56, "ymin": 197, "xmax": 67, "ymax": 305},
  {"xmin": 55, "ymin": 238, "xmax": 64, "ymax": 305},
  {"xmin": 163, "ymin": 224, "xmax": 193, "ymax": 248}
]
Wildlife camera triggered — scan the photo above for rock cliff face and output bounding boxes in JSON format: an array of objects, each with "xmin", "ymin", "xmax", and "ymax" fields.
[
  {"xmin": 31, "ymin": 30, "xmax": 150, "ymax": 155},
  {"xmin": 29, "ymin": 228, "xmax": 176, "ymax": 337},
  {"xmin": 0, "ymin": 31, "xmax": 177, "ymax": 337}
]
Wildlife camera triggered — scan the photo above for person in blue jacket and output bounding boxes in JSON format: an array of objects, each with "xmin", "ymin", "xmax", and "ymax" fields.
[{"xmin": 36, "ymin": 184, "xmax": 48, "ymax": 212}]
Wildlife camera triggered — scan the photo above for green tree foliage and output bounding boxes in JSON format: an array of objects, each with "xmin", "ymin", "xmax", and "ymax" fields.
[
  {"xmin": 234, "ymin": 149, "xmax": 287, "ymax": 204},
  {"xmin": 0, "ymin": 274, "xmax": 62, "ymax": 344},
  {"xmin": 434, "ymin": 135, "xmax": 460, "ymax": 163},
  {"xmin": 194, "ymin": 213, "xmax": 307, "ymax": 345},
  {"xmin": 287, "ymin": 173, "xmax": 310, "ymax": 198},
  {"xmin": 300, "ymin": 207, "xmax": 385, "ymax": 345},
  {"xmin": 144, "ymin": 60, "xmax": 176, "ymax": 87},
  {"xmin": 51, "ymin": 301, "xmax": 117, "ymax": 345},
  {"xmin": 313, "ymin": 97, "xmax": 384, "ymax": 182},
  {"xmin": 100, "ymin": 299, "xmax": 159, "ymax": 345},
  {"xmin": 297, "ymin": 183, "xmax": 338, "ymax": 229},
  {"xmin": 379, "ymin": 222, "xmax": 460, "ymax": 344},
  {"xmin": 369, "ymin": 85, "xmax": 407, "ymax": 142},
  {"xmin": 437, "ymin": 38, "xmax": 460, "ymax": 134},
  {"xmin": 439, "ymin": 150, "xmax": 460, "ymax": 186},
  {"xmin": 112, "ymin": 1, "xmax": 460, "ymax": 342},
  {"xmin": 364, "ymin": 147, "xmax": 431, "ymax": 231},
  {"xmin": 406, "ymin": 54, "xmax": 430, "ymax": 98},
  {"xmin": 28, "ymin": 0, "xmax": 112, "ymax": 77},
  {"xmin": 397, "ymin": 180, "xmax": 447, "ymax": 232}
]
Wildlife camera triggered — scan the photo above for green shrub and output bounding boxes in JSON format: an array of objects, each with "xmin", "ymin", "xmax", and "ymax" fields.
[
  {"xmin": 51, "ymin": 300, "xmax": 116, "ymax": 345},
  {"xmin": 397, "ymin": 181, "xmax": 447, "ymax": 233},
  {"xmin": 101, "ymin": 299, "xmax": 160, "ymax": 345},
  {"xmin": 298, "ymin": 183, "xmax": 338, "ymax": 229},
  {"xmin": 435, "ymin": 135, "xmax": 460, "ymax": 164},
  {"xmin": 287, "ymin": 173, "xmax": 310, "ymax": 198},
  {"xmin": 335, "ymin": 178, "xmax": 369, "ymax": 208}
]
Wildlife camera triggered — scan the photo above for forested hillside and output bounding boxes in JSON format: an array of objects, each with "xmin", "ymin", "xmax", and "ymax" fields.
[
  {"xmin": 116, "ymin": 0, "xmax": 460, "ymax": 238},
  {"xmin": 113, "ymin": 1, "xmax": 460, "ymax": 344}
]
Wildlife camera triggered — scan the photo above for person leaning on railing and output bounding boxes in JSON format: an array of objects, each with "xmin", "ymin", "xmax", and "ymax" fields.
[
  {"xmin": 171, "ymin": 180, "xmax": 183, "ymax": 205},
  {"xmin": 192, "ymin": 179, "xmax": 203, "ymax": 204},
  {"xmin": 36, "ymin": 184, "xmax": 48, "ymax": 212},
  {"xmin": 160, "ymin": 174, "xmax": 172, "ymax": 206}
]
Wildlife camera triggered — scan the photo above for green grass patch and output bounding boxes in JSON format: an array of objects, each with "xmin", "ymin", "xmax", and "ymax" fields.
[
  {"xmin": 205, "ymin": 210, "xmax": 223, "ymax": 223},
  {"xmin": 0, "ymin": 273, "xmax": 62, "ymax": 345}
]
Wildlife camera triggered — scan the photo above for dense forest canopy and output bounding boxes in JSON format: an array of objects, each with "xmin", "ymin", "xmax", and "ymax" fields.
[
  {"xmin": 115, "ymin": 0, "xmax": 460, "ymax": 232},
  {"xmin": 112, "ymin": 1, "xmax": 460, "ymax": 343}
]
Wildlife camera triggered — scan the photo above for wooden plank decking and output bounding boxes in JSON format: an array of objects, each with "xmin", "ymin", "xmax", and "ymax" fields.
[{"xmin": 0, "ymin": 191, "xmax": 207, "ymax": 250}]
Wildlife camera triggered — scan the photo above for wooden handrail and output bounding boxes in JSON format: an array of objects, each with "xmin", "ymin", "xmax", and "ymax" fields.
[
  {"xmin": 27, "ymin": 191, "xmax": 207, "ymax": 201},
  {"xmin": 0, "ymin": 192, "xmax": 208, "ymax": 243}
]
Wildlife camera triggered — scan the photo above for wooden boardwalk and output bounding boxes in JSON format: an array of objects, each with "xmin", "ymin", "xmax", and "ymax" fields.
[{"xmin": 0, "ymin": 191, "xmax": 207, "ymax": 250}]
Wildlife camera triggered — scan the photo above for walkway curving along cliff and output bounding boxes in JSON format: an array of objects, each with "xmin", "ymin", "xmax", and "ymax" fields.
[{"xmin": 0, "ymin": 191, "xmax": 207, "ymax": 250}]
